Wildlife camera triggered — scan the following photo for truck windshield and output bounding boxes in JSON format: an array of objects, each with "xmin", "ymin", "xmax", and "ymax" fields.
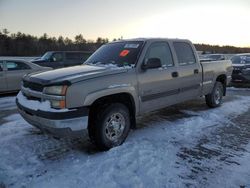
[
  {"xmin": 41, "ymin": 52, "xmax": 53, "ymax": 60},
  {"xmin": 85, "ymin": 41, "xmax": 144, "ymax": 67},
  {"xmin": 231, "ymin": 55, "xmax": 250, "ymax": 64}
]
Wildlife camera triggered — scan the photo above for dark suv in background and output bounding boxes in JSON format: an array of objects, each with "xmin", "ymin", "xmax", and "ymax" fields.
[
  {"xmin": 31, "ymin": 51, "xmax": 93, "ymax": 69},
  {"xmin": 231, "ymin": 53, "xmax": 250, "ymax": 85}
]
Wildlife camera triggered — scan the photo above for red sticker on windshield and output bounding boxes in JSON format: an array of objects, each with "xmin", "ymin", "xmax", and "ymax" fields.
[{"xmin": 120, "ymin": 50, "xmax": 130, "ymax": 57}]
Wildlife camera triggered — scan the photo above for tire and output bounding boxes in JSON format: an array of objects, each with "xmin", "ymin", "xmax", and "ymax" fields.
[
  {"xmin": 205, "ymin": 81, "xmax": 224, "ymax": 108},
  {"xmin": 88, "ymin": 103, "xmax": 131, "ymax": 150}
]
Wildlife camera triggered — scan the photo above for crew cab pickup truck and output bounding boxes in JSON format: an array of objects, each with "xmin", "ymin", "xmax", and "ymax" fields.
[{"xmin": 16, "ymin": 38, "xmax": 233, "ymax": 150}]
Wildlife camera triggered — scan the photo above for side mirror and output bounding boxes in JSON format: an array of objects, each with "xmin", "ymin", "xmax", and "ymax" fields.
[{"xmin": 141, "ymin": 58, "xmax": 162, "ymax": 70}]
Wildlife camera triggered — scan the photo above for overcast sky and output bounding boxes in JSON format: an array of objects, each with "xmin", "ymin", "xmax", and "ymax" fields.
[{"xmin": 0, "ymin": 0, "xmax": 250, "ymax": 46}]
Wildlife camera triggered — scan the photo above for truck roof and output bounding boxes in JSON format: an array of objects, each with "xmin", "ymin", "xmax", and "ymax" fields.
[
  {"xmin": 112, "ymin": 38, "xmax": 191, "ymax": 44},
  {"xmin": 45, "ymin": 51, "xmax": 93, "ymax": 53}
]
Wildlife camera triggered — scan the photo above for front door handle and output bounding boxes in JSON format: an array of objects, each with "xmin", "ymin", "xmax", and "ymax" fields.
[
  {"xmin": 194, "ymin": 69, "xmax": 199, "ymax": 74},
  {"xmin": 172, "ymin": 71, "xmax": 179, "ymax": 78}
]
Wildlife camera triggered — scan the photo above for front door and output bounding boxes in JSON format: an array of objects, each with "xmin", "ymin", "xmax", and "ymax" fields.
[{"xmin": 137, "ymin": 42, "xmax": 180, "ymax": 113}]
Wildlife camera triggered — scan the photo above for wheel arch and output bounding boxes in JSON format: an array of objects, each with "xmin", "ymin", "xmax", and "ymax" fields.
[
  {"xmin": 216, "ymin": 74, "xmax": 227, "ymax": 96},
  {"xmin": 87, "ymin": 91, "xmax": 137, "ymax": 129}
]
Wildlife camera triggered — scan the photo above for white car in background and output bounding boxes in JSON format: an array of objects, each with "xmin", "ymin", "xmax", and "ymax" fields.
[{"xmin": 0, "ymin": 59, "xmax": 52, "ymax": 93}]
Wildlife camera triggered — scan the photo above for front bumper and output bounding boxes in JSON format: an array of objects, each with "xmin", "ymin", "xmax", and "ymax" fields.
[{"xmin": 16, "ymin": 95, "xmax": 89, "ymax": 137}]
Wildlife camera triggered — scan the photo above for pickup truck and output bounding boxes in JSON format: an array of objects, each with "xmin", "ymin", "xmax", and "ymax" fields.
[{"xmin": 16, "ymin": 38, "xmax": 233, "ymax": 150}]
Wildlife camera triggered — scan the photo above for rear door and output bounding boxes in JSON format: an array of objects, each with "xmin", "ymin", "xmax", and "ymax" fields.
[
  {"xmin": 0, "ymin": 61, "xmax": 7, "ymax": 92},
  {"xmin": 6, "ymin": 61, "xmax": 33, "ymax": 91},
  {"xmin": 138, "ymin": 41, "xmax": 180, "ymax": 113},
  {"xmin": 172, "ymin": 41, "xmax": 202, "ymax": 100}
]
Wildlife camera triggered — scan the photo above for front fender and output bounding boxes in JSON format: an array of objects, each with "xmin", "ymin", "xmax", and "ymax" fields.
[{"xmin": 83, "ymin": 85, "xmax": 139, "ymax": 115}]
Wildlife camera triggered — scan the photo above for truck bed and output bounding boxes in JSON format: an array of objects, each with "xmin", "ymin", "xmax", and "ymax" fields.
[{"xmin": 201, "ymin": 60, "xmax": 232, "ymax": 95}]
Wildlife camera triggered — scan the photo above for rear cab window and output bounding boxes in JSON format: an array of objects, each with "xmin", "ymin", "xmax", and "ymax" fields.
[
  {"xmin": 173, "ymin": 42, "xmax": 196, "ymax": 66},
  {"xmin": 6, "ymin": 61, "xmax": 31, "ymax": 71}
]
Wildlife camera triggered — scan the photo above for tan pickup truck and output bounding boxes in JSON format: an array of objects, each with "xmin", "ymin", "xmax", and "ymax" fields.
[{"xmin": 16, "ymin": 38, "xmax": 233, "ymax": 150}]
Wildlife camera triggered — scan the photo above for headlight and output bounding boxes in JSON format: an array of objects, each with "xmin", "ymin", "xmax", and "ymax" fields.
[
  {"xmin": 50, "ymin": 100, "xmax": 66, "ymax": 109},
  {"xmin": 44, "ymin": 85, "xmax": 68, "ymax": 95},
  {"xmin": 43, "ymin": 85, "xmax": 68, "ymax": 109}
]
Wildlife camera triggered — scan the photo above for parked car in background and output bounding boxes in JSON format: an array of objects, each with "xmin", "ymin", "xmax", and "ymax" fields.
[
  {"xmin": 0, "ymin": 59, "xmax": 52, "ymax": 93},
  {"xmin": 31, "ymin": 51, "xmax": 93, "ymax": 69},
  {"xmin": 230, "ymin": 53, "xmax": 250, "ymax": 85},
  {"xmin": 200, "ymin": 54, "xmax": 226, "ymax": 62}
]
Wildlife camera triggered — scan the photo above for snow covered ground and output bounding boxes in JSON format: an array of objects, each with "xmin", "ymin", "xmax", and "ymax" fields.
[{"xmin": 0, "ymin": 90, "xmax": 250, "ymax": 188}]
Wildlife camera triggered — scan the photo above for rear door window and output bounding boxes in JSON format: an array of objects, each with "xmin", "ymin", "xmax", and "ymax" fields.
[
  {"xmin": 6, "ymin": 61, "xmax": 31, "ymax": 71},
  {"xmin": 173, "ymin": 42, "xmax": 196, "ymax": 66}
]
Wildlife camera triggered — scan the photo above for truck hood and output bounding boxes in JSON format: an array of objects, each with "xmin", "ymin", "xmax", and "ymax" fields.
[{"xmin": 23, "ymin": 64, "xmax": 129, "ymax": 85}]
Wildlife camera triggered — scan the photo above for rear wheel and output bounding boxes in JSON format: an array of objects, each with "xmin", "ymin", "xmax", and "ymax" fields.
[
  {"xmin": 205, "ymin": 81, "xmax": 224, "ymax": 108},
  {"xmin": 88, "ymin": 103, "xmax": 131, "ymax": 150}
]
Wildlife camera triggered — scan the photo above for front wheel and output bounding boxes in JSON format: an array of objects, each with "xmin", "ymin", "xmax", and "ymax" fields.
[
  {"xmin": 88, "ymin": 103, "xmax": 131, "ymax": 150},
  {"xmin": 205, "ymin": 81, "xmax": 224, "ymax": 108}
]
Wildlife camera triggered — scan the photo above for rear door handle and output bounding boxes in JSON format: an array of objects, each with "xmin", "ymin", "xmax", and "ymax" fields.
[
  {"xmin": 194, "ymin": 69, "xmax": 199, "ymax": 74},
  {"xmin": 172, "ymin": 71, "xmax": 179, "ymax": 78}
]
